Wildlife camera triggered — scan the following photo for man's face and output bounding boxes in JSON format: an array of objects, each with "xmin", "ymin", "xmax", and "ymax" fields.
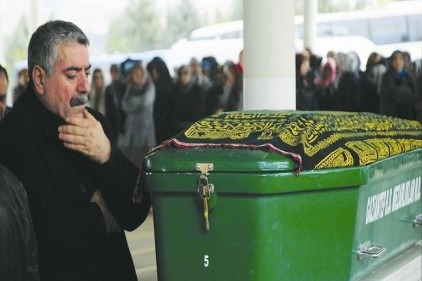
[
  {"xmin": 0, "ymin": 71, "xmax": 8, "ymax": 113},
  {"xmin": 39, "ymin": 42, "xmax": 91, "ymax": 119}
]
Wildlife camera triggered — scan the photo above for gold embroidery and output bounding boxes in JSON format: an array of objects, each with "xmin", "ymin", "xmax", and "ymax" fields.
[
  {"xmin": 315, "ymin": 147, "xmax": 354, "ymax": 169},
  {"xmin": 180, "ymin": 111, "xmax": 422, "ymax": 170}
]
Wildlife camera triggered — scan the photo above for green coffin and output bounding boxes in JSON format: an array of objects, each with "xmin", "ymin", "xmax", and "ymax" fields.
[{"xmin": 143, "ymin": 111, "xmax": 422, "ymax": 281}]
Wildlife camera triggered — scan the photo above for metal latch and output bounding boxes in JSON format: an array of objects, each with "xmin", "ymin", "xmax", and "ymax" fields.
[
  {"xmin": 356, "ymin": 241, "xmax": 386, "ymax": 260},
  {"xmin": 196, "ymin": 163, "xmax": 214, "ymax": 175},
  {"xmin": 412, "ymin": 214, "xmax": 422, "ymax": 227},
  {"xmin": 196, "ymin": 163, "xmax": 214, "ymax": 231}
]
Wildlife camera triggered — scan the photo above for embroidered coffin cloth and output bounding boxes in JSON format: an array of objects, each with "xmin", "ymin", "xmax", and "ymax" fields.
[{"xmin": 151, "ymin": 111, "xmax": 422, "ymax": 174}]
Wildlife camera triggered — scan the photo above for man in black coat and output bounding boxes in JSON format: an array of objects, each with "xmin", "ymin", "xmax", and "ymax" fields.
[
  {"xmin": 0, "ymin": 164, "xmax": 40, "ymax": 281},
  {"xmin": 0, "ymin": 20, "xmax": 151, "ymax": 281}
]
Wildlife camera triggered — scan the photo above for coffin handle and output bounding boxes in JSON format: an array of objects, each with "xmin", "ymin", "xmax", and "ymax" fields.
[{"xmin": 356, "ymin": 241, "xmax": 386, "ymax": 261}]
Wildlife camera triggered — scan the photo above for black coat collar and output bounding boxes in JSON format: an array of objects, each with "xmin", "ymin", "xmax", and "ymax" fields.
[{"xmin": 15, "ymin": 87, "xmax": 66, "ymax": 142}]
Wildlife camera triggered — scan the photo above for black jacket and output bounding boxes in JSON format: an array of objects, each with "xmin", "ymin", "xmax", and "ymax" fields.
[
  {"xmin": 0, "ymin": 87, "xmax": 151, "ymax": 281},
  {"xmin": 380, "ymin": 68, "xmax": 418, "ymax": 119},
  {"xmin": 0, "ymin": 164, "xmax": 40, "ymax": 281}
]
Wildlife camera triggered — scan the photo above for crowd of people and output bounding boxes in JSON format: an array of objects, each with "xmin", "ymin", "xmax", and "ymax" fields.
[
  {"xmin": 2, "ymin": 45, "xmax": 422, "ymax": 167},
  {"xmin": 296, "ymin": 48, "xmax": 422, "ymax": 121}
]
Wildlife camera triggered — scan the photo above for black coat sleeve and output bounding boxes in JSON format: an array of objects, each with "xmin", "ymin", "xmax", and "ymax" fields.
[
  {"xmin": 97, "ymin": 144, "xmax": 151, "ymax": 231},
  {"xmin": 90, "ymin": 108, "xmax": 151, "ymax": 231}
]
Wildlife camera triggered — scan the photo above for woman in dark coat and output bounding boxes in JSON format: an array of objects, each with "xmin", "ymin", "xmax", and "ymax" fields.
[
  {"xmin": 170, "ymin": 65, "xmax": 206, "ymax": 135},
  {"xmin": 148, "ymin": 57, "xmax": 174, "ymax": 143},
  {"xmin": 333, "ymin": 52, "xmax": 362, "ymax": 112},
  {"xmin": 360, "ymin": 52, "xmax": 386, "ymax": 114},
  {"xmin": 380, "ymin": 50, "xmax": 419, "ymax": 120},
  {"xmin": 295, "ymin": 52, "xmax": 319, "ymax": 110}
]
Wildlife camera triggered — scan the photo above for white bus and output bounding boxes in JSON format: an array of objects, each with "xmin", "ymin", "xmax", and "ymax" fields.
[
  {"xmin": 171, "ymin": 0, "xmax": 422, "ymax": 67},
  {"xmin": 170, "ymin": 20, "xmax": 244, "ymax": 67},
  {"xmin": 295, "ymin": 0, "xmax": 422, "ymax": 60}
]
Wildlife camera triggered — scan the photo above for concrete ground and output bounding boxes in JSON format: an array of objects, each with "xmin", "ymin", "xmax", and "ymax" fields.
[{"xmin": 126, "ymin": 212, "xmax": 158, "ymax": 281}]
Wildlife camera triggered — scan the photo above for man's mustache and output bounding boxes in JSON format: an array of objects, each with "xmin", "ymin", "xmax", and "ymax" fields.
[{"xmin": 70, "ymin": 94, "xmax": 88, "ymax": 107}]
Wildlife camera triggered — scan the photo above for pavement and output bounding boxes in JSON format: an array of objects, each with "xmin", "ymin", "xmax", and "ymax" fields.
[{"xmin": 126, "ymin": 212, "xmax": 158, "ymax": 281}]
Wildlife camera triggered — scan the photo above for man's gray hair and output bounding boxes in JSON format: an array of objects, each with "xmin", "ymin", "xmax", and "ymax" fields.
[{"xmin": 28, "ymin": 20, "xmax": 90, "ymax": 78}]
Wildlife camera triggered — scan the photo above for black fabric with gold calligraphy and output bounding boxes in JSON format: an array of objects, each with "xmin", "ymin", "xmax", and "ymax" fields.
[{"xmin": 151, "ymin": 111, "xmax": 422, "ymax": 173}]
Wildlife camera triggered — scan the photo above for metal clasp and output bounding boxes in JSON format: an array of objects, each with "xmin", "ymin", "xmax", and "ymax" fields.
[
  {"xmin": 196, "ymin": 163, "xmax": 214, "ymax": 175},
  {"xmin": 412, "ymin": 214, "xmax": 422, "ymax": 228},
  {"xmin": 356, "ymin": 241, "xmax": 386, "ymax": 260},
  {"xmin": 196, "ymin": 163, "xmax": 215, "ymax": 231}
]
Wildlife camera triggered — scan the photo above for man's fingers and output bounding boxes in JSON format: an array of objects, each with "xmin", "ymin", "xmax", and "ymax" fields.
[
  {"xmin": 62, "ymin": 141, "xmax": 87, "ymax": 153},
  {"xmin": 58, "ymin": 131, "xmax": 85, "ymax": 144},
  {"xmin": 60, "ymin": 108, "xmax": 110, "ymax": 164},
  {"xmin": 60, "ymin": 115, "xmax": 96, "ymax": 134},
  {"xmin": 64, "ymin": 109, "xmax": 95, "ymax": 127},
  {"xmin": 64, "ymin": 115, "xmax": 84, "ymax": 126},
  {"xmin": 58, "ymin": 123, "xmax": 90, "ymax": 138}
]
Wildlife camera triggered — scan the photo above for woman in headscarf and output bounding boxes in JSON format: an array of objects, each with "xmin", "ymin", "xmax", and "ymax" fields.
[
  {"xmin": 333, "ymin": 51, "xmax": 362, "ymax": 112},
  {"xmin": 170, "ymin": 64, "xmax": 206, "ymax": 135},
  {"xmin": 314, "ymin": 56, "xmax": 337, "ymax": 110},
  {"xmin": 119, "ymin": 61, "xmax": 156, "ymax": 167},
  {"xmin": 380, "ymin": 50, "xmax": 418, "ymax": 120},
  {"xmin": 148, "ymin": 57, "xmax": 174, "ymax": 144}
]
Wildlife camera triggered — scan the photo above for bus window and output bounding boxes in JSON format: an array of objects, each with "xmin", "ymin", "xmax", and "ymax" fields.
[
  {"xmin": 338, "ymin": 19, "xmax": 370, "ymax": 39},
  {"xmin": 221, "ymin": 30, "xmax": 243, "ymax": 39},
  {"xmin": 318, "ymin": 23, "xmax": 341, "ymax": 36},
  {"xmin": 370, "ymin": 16, "xmax": 407, "ymax": 44},
  {"xmin": 408, "ymin": 15, "xmax": 422, "ymax": 41},
  {"xmin": 317, "ymin": 19, "xmax": 369, "ymax": 38}
]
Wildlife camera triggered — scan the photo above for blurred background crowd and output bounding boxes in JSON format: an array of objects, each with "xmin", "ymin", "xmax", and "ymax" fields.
[{"xmin": 2, "ymin": 45, "xmax": 421, "ymax": 168}]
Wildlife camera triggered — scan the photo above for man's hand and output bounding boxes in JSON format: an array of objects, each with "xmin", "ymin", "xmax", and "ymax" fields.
[{"xmin": 58, "ymin": 109, "xmax": 111, "ymax": 164}]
